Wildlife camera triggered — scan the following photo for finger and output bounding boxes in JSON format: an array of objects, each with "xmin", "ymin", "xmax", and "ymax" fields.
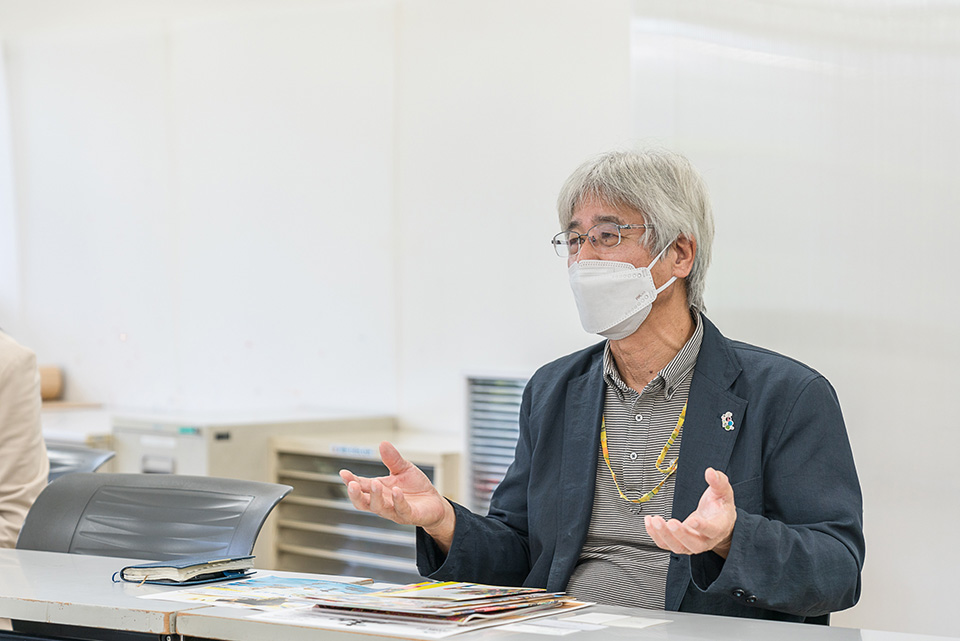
[
  {"xmin": 340, "ymin": 468, "xmax": 375, "ymax": 494},
  {"xmin": 380, "ymin": 441, "xmax": 413, "ymax": 476},
  {"xmin": 344, "ymin": 480, "xmax": 371, "ymax": 511},
  {"xmin": 339, "ymin": 469, "xmax": 361, "ymax": 485},
  {"xmin": 646, "ymin": 516, "xmax": 678, "ymax": 552},
  {"xmin": 705, "ymin": 467, "xmax": 733, "ymax": 499},
  {"xmin": 367, "ymin": 479, "xmax": 396, "ymax": 516},
  {"xmin": 663, "ymin": 519, "xmax": 697, "ymax": 554},
  {"xmin": 645, "ymin": 515, "xmax": 691, "ymax": 554},
  {"xmin": 391, "ymin": 486, "xmax": 415, "ymax": 523},
  {"xmin": 681, "ymin": 510, "xmax": 725, "ymax": 540},
  {"xmin": 644, "ymin": 515, "xmax": 666, "ymax": 548},
  {"xmin": 667, "ymin": 520, "xmax": 713, "ymax": 554}
]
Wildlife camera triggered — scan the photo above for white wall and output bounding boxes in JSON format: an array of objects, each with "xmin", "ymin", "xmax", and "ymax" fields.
[
  {"xmin": 0, "ymin": 47, "xmax": 18, "ymax": 324},
  {"xmin": 1, "ymin": 0, "xmax": 957, "ymax": 636},
  {"xmin": 393, "ymin": 0, "xmax": 631, "ymax": 437},
  {"xmin": 2, "ymin": 0, "xmax": 398, "ymax": 412},
  {"xmin": 630, "ymin": 1, "xmax": 960, "ymax": 636}
]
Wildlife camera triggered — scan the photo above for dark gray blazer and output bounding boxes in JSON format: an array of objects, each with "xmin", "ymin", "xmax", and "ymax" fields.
[{"xmin": 418, "ymin": 315, "xmax": 864, "ymax": 623}]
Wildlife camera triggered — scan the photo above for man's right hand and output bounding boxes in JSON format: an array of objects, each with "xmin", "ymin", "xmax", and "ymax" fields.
[{"xmin": 339, "ymin": 441, "xmax": 456, "ymax": 553}]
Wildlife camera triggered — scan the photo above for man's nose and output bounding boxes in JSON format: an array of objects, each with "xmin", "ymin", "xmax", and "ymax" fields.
[{"xmin": 575, "ymin": 236, "xmax": 601, "ymax": 261}]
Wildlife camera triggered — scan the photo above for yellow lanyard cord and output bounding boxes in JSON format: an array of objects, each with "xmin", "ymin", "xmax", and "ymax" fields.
[{"xmin": 600, "ymin": 402, "xmax": 686, "ymax": 504}]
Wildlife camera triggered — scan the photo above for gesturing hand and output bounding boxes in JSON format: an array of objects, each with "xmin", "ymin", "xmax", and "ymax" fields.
[
  {"xmin": 644, "ymin": 467, "xmax": 737, "ymax": 558},
  {"xmin": 339, "ymin": 442, "xmax": 456, "ymax": 551}
]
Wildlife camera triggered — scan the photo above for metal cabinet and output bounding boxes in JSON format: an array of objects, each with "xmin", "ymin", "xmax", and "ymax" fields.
[
  {"xmin": 110, "ymin": 411, "xmax": 395, "ymax": 567},
  {"xmin": 272, "ymin": 436, "xmax": 460, "ymax": 584}
]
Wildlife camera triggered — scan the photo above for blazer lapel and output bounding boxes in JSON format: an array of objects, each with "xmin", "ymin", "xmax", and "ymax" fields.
[
  {"xmin": 665, "ymin": 314, "xmax": 747, "ymax": 611},
  {"xmin": 671, "ymin": 380, "xmax": 747, "ymax": 520},
  {"xmin": 548, "ymin": 354, "xmax": 604, "ymax": 589}
]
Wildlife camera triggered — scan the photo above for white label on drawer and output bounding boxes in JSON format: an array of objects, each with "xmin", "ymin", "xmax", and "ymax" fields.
[
  {"xmin": 329, "ymin": 444, "xmax": 377, "ymax": 458},
  {"xmin": 142, "ymin": 455, "xmax": 175, "ymax": 474},
  {"xmin": 139, "ymin": 435, "xmax": 177, "ymax": 449}
]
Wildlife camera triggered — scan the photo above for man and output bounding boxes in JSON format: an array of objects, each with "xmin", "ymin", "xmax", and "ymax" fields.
[
  {"xmin": 340, "ymin": 149, "xmax": 864, "ymax": 623},
  {"xmin": 0, "ymin": 330, "xmax": 49, "ymax": 548}
]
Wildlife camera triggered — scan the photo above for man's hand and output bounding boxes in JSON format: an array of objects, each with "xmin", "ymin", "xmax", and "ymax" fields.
[
  {"xmin": 339, "ymin": 442, "xmax": 456, "ymax": 552},
  {"xmin": 644, "ymin": 467, "xmax": 737, "ymax": 558}
]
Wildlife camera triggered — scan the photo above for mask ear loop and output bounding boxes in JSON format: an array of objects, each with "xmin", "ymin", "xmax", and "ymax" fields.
[
  {"xmin": 649, "ymin": 240, "xmax": 678, "ymax": 294},
  {"xmin": 655, "ymin": 275, "xmax": 677, "ymax": 294}
]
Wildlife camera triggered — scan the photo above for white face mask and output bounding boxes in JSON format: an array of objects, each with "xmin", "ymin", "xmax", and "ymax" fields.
[{"xmin": 568, "ymin": 244, "xmax": 676, "ymax": 340}]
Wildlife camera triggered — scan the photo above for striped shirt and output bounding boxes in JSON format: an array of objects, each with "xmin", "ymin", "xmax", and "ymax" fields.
[{"xmin": 565, "ymin": 313, "xmax": 703, "ymax": 609}]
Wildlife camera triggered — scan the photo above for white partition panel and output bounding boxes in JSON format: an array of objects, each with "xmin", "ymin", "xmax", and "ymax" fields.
[{"xmin": 631, "ymin": 2, "xmax": 960, "ymax": 636}]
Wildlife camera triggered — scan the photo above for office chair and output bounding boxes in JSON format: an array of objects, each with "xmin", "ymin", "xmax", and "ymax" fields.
[
  {"xmin": 11, "ymin": 473, "xmax": 291, "ymax": 641},
  {"xmin": 45, "ymin": 443, "xmax": 116, "ymax": 482},
  {"xmin": 16, "ymin": 472, "xmax": 292, "ymax": 561}
]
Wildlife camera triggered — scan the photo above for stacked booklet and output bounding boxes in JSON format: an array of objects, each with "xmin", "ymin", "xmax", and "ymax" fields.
[
  {"xmin": 144, "ymin": 576, "xmax": 589, "ymax": 638},
  {"xmin": 303, "ymin": 580, "xmax": 585, "ymax": 627}
]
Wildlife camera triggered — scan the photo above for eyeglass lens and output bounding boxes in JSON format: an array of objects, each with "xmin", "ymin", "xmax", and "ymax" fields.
[{"xmin": 552, "ymin": 223, "xmax": 625, "ymax": 257}]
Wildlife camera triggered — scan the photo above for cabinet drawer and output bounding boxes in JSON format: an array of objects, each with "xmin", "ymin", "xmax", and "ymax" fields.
[
  {"xmin": 278, "ymin": 522, "xmax": 414, "ymax": 559},
  {"xmin": 278, "ymin": 453, "xmax": 387, "ymax": 478},
  {"xmin": 277, "ymin": 499, "xmax": 410, "ymax": 533}
]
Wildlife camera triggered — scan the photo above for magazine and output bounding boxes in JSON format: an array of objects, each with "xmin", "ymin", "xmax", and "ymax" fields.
[
  {"xmin": 252, "ymin": 599, "xmax": 591, "ymax": 639},
  {"xmin": 304, "ymin": 581, "xmax": 586, "ymax": 628},
  {"xmin": 369, "ymin": 581, "xmax": 547, "ymax": 601}
]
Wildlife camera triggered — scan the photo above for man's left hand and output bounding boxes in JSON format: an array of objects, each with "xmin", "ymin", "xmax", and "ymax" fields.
[{"xmin": 644, "ymin": 467, "xmax": 737, "ymax": 558}]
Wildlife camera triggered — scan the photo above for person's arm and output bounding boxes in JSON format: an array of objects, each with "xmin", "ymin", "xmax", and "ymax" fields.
[
  {"xmin": 644, "ymin": 467, "xmax": 736, "ymax": 558},
  {"xmin": 0, "ymin": 340, "xmax": 49, "ymax": 548},
  {"xmin": 339, "ymin": 441, "xmax": 457, "ymax": 550},
  {"xmin": 342, "ymin": 381, "xmax": 540, "ymax": 588},
  {"xmin": 340, "ymin": 438, "xmax": 534, "ymax": 584},
  {"xmin": 417, "ymin": 387, "xmax": 537, "ymax": 586},
  {"xmin": 649, "ymin": 375, "xmax": 864, "ymax": 617}
]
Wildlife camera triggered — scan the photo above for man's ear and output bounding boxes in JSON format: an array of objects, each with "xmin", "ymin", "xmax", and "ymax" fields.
[{"xmin": 671, "ymin": 235, "xmax": 697, "ymax": 279}]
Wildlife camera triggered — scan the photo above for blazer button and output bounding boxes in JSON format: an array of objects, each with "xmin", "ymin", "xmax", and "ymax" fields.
[
  {"xmin": 745, "ymin": 595, "xmax": 758, "ymax": 604},
  {"xmin": 732, "ymin": 588, "xmax": 745, "ymax": 599}
]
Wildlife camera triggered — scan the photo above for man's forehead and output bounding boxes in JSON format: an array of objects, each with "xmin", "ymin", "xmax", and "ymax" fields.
[{"xmin": 568, "ymin": 201, "xmax": 646, "ymax": 228}]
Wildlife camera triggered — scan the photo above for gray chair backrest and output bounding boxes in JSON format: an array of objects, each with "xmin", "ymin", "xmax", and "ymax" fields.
[
  {"xmin": 46, "ymin": 443, "xmax": 116, "ymax": 482},
  {"xmin": 16, "ymin": 473, "xmax": 292, "ymax": 560}
]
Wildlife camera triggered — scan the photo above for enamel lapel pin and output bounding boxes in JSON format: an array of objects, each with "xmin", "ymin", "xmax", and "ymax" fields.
[{"xmin": 721, "ymin": 411, "xmax": 735, "ymax": 432}]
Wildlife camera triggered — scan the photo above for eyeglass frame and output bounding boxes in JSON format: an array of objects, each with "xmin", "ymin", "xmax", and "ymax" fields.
[{"xmin": 551, "ymin": 223, "xmax": 655, "ymax": 258}]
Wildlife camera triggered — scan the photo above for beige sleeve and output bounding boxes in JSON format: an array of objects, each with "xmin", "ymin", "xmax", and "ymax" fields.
[{"xmin": 0, "ymin": 335, "xmax": 50, "ymax": 548}]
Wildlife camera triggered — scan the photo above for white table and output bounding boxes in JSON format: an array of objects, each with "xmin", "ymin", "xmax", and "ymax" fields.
[
  {"xmin": 3, "ymin": 549, "xmax": 957, "ymax": 641},
  {"xmin": 175, "ymin": 602, "xmax": 960, "ymax": 641},
  {"xmin": 0, "ymin": 548, "xmax": 190, "ymax": 637}
]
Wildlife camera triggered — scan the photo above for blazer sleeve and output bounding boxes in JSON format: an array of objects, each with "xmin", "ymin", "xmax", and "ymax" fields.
[
  {"xmin": 0, "ymin": 339, "xmax": 50, "ymax": 548},
  {"xmin": 416, "ymin": 384, "xmax": 535, "ymax": 586},
  {"xmin": 689, "ymin": 375, "xmax": 865, "ymax": 617}
]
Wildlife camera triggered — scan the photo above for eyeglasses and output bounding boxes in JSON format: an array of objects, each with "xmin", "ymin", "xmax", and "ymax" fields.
[{"xmin": 551, "ymin": 223, "xmax": 654, "ymax": 258}]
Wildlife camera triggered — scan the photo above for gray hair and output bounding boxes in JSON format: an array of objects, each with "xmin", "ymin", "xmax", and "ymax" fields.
[{"xmin": 557, "ymin": 148, "xmax": 715, "ymax": 311}]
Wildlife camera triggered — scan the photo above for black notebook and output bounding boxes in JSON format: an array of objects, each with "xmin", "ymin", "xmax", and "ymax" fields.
[{"xmin": 116, "ymin": 554, "xmax": 255, "ymax": 585}]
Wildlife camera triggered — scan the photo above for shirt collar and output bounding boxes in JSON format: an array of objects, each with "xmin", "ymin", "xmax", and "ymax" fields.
[{"xmin": 602, "ymin": 311, "xmax": 704, "ymax": 400}]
